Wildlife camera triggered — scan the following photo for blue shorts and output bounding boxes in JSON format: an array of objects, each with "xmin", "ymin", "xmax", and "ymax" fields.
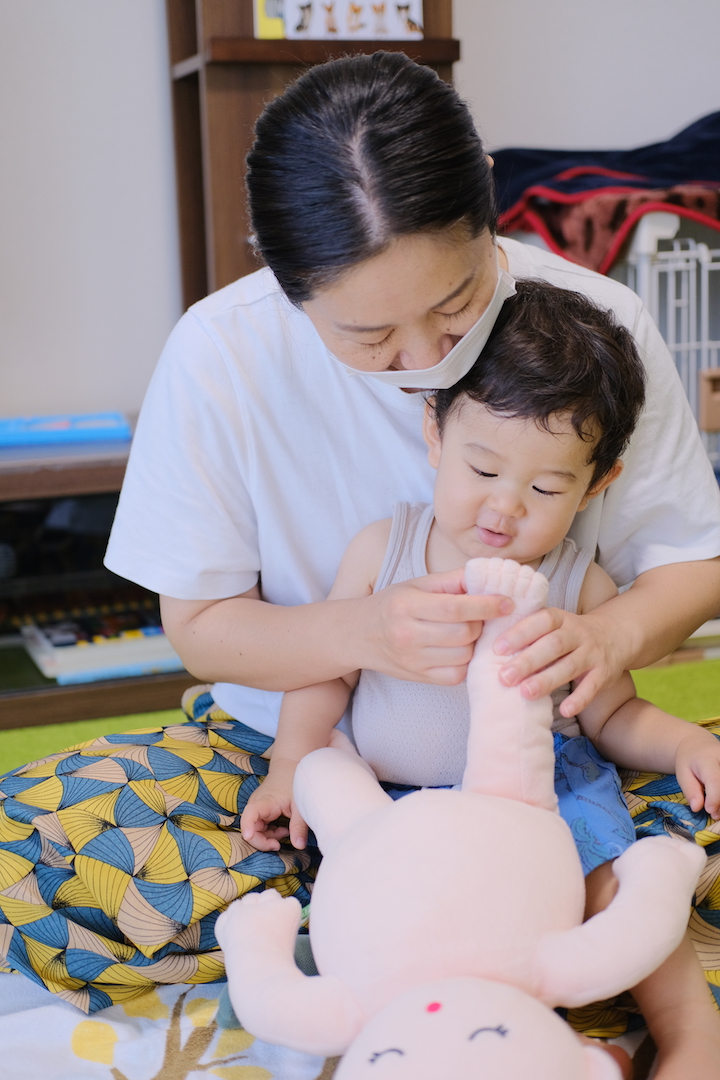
[{"xmin": 382, "ymin": 733, "xmax": 636, "ymax": 876}]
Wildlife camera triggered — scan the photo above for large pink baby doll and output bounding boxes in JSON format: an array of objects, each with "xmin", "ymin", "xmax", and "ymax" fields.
[{"xmin": 217, "ymin": 559, "xmax": 704, "ymax": 1079}]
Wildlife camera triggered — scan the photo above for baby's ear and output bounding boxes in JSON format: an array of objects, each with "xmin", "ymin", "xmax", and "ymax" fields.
[
  {"xmin": 579, "ymin": 460, "xmax": 624, "ymax": 511},
  {"xmin": 422, "ymin": 399, "xmax": 442, "ymax": 468}
]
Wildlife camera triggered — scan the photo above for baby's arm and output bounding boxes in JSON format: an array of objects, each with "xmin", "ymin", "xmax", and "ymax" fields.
[
  {"xmin": 575, "ymin": 563, "xmax": 720, "ymax": 816},
  {"xmin": 240, "ymin": 519, "xmax": 392, "ymax": 852}
]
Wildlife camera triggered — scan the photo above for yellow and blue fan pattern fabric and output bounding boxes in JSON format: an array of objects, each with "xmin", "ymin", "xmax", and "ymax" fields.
[{"xmin": 0, "ymin": 687, "xmax": 317, "ymax": 1013}]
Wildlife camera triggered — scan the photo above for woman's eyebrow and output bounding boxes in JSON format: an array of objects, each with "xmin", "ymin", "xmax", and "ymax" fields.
[
  {"xmin": 434, "ymin": 272, "xmax": 477, "ymax": 309},
  {"xmin": 334, "ymin": 274, "xmax": 478, "ymax": 333}
]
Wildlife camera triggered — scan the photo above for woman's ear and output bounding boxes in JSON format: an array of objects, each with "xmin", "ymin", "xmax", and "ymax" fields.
[
  {"xmin": 578, "ymin": 460, "xmax": 624, "ymax": 511},
  {"xmin": 423, "ymin": 399, "xmax": 442, "ymax": 469}
]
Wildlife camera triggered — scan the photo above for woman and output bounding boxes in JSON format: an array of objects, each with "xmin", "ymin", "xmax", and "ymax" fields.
[{"xmin": 2, "ymin": 52, "xmax": 719, "ymax": 1016}]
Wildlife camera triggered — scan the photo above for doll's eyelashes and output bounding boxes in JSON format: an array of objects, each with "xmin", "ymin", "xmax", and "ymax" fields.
[
  {"xmin": 469, "ymin": 1024, "xmax": 508, "ymax": 1039},
  {"xmin": 368, "ymin": 1048, "xmax": 405, "ymax": 1063}
]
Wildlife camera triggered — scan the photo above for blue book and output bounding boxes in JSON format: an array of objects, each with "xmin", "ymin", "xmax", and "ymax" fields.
[{"xmin": 0, "ymin": 412, "xmax": 131, "ymax": 447}]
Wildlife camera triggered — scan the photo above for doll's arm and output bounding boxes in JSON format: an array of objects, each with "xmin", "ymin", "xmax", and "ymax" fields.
[
  {"xmin": 215, "ymin": 890, "xmax": 365, "ymax": 1057},
  {"xmin": 533, "ymin": 835, "xmax": 705, "ymax": 1007}
]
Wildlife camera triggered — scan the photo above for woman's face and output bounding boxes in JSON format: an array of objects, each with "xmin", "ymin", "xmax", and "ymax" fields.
[{"xmin": 302, "ymin": 229, "xmax": 501, "ymax": 373}]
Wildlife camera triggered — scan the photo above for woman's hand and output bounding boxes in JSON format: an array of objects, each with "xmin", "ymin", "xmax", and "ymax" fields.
[
  {"xmin": 493, "ymin": 607, "xmax": 626, "ymax": 717},
  {"xmin": 240, "ymin": 760, "xmax": 309, "ymax": 851},
  {"xmin": 493, "ymin": 559, "xmax": 720, "ymax": 716},
  {"xmin": 162, "ymin": 575, "xmax": 512, "ymax": 693},
  {"xmin": 365, "ymin": 568, "xmax": 514, "ymax": 686}
]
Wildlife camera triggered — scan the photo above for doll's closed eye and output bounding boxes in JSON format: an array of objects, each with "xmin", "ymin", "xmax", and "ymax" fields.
[
  {"xmin": 368, "ymin": 1048, "xmax": 404, "ymax": 1064},
  {"xmin": 469, "ymin": 1024, "xmax": 508, "ymax": 1039}
]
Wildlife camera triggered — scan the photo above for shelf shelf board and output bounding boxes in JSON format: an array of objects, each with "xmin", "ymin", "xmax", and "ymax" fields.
[
  {"xmin": 0, "ymin": 669, "xmax": 197, "ymax": 731},
  {"xmin": 203, "ymin": 37, "xmax": 460, "ymax": 67},
  {"xmin": 0, "ymin": 442, "xmax": 130, "ymax": 501},
  {"xmin": 0, "ymin": 568, "xmax": 126, "ymax": 601}
]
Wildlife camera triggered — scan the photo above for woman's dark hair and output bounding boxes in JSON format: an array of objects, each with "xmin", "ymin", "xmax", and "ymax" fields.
[
  {"xmin": 432, "ymin": 281, "xmax": 646, "ymax": 486},
  {"xmin": 246, "ymin": 51, "xmax": 496, "ymax": 303}
]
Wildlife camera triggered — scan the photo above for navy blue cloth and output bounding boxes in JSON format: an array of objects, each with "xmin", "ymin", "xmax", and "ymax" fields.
[{"xmin": 492, "ymin": 111, "xmax": 720, "ymax": 215}]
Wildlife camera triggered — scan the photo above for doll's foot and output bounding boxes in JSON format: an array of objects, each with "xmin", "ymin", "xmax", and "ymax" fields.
[
  {"xmin": 465, "ymin": 557, "xmax": 548, "ymax": 620},
  {"xmin": 614, "ymin": 835, "xmax": 705, "ymax": 897}
]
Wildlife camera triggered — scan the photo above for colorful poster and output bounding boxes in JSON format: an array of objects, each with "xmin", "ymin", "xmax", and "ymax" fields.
[
  {"xmin": 284, "ymin": 1, "xmax": 424, "ymax": 40},
  {"xmin": 254, "ymin": 0, "xmax": 286, "ymax": 38}
]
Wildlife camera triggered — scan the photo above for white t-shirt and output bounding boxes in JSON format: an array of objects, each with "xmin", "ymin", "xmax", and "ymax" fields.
[{"xmin": 105, "ymin": 237, "xmax": 720, "ymax": 733}]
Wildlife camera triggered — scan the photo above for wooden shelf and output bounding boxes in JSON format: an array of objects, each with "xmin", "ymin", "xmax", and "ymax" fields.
[
  {"xmin": 0, "ymin": 670, "xmax": 197, "ymax": 731},
  {"xmin": 200, "ymin": 37, "xmax": 459, "ymax": 68},
  {"xmin": 0, "ymin": 442, "xmax": 130, "ymax": 502},
  {"xmin": 0, "ymin": 438, "xmax": 192, "ymax": 730},
  {"xmin": 166, "ymin": 0, "xmax": 456, "ymax": 306}
]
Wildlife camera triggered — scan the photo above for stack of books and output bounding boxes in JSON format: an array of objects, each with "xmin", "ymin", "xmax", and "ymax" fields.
[{"xmin": 21, "ymin": 609, "xmax": 184, "ymax": 685}]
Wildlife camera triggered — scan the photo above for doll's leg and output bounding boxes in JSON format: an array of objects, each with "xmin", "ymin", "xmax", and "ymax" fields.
[
  {"xmin": 293, "ymin": 746, "xmax": 393, "ymax": 855},
  {"xmin": 534, "ymin": 835, "xmax": 705, "ymax": 1007},
  {"xmin": 462, "ymin": 558, "xmax": 557, "ymax": 810}
]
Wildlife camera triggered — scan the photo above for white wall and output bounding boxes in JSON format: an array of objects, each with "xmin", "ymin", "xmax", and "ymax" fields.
[
  {"xmin": 3, "ymin": 2, "xmax": 718, "ymax": 420},
  {"xmin": 453, "ymin": 0, "xmax": 720, "ymax": 151},
  {"xmin": 0, "ymin": 0, "xmax": 181, "ymax": 419}
]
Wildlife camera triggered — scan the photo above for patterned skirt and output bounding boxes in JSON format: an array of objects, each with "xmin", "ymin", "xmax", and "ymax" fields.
[
  {"xmin": 0, "ymin": 688, "xmax": 317, "ymax": 1013},
  {"xmin": 0, "ymin": 691, "xmax": 719, "ymax": 1031}
]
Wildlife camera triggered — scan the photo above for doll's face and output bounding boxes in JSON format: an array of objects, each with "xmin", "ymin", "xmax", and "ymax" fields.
[{"xmin": 334, "ymin": 978, "xmax": 620, "ymax": 1080}]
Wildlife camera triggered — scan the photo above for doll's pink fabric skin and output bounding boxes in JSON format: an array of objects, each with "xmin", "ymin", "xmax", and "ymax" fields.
[{"xmin": 215, "ymin": 558, "xmax": 704, "ymax": 1077}]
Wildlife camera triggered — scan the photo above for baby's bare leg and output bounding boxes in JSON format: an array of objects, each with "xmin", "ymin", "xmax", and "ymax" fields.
[
  {"xmin": 586, "ymin": 860, "xmax": 720, "ymax": 1080},
  {"xmin": 632, "ymin": 931, "xmax": 720, "ymax": 1080},
  {"xmin": 463, "ymin": 558, "xmax": 557, "ymax": 810}
]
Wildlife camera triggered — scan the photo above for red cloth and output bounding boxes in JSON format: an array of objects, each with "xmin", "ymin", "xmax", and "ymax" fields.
[{"xmin": 501, "ymin": 182, "xmax": 720, "ymax": 274}]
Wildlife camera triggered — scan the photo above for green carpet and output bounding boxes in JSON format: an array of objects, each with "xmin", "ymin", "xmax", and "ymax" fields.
[
  {"xmin": 631, "ymin": 658, "xmax": 720, "ymax": 723},
  {"xmin": 0, "ymin": 659, "xmax": 718, "ymax": 775},
  {"xmin": 0, "ymin": 709, "xmax": 185, "ymax": 774}
]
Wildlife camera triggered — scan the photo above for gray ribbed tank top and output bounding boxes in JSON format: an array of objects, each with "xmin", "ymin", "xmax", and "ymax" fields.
[{"xmin": 351, "ymin": 502, "xmax": 593, "ymax": 786}]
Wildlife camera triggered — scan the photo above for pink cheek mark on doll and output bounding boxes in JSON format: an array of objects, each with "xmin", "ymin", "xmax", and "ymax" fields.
[{"xmin": 426, "ymin": 1002, "xmax": 442, "ymax": 1013}]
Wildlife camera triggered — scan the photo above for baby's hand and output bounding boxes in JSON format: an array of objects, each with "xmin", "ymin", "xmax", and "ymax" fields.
[
  {"xmin": 240, "ymin": 759, "xmax": 309, "ymax": 852},
  {"xmin": 675, "ymin": 729, "xmax": 720, "ymax": 819}
]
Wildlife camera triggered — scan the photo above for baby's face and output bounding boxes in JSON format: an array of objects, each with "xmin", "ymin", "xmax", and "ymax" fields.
[{"xmin": 424, "ymin": 400, "xmax": 613, "ymax": 569}]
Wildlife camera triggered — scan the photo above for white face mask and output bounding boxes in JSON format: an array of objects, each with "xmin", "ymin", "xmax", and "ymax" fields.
[{"xmin": 338, "ymin": 261, "xmax": 517, "ymax": 390}]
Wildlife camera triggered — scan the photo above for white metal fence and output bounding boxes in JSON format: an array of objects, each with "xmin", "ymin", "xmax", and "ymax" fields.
[{"xmin": 612, "ymin": 212, "xmax": 720, "ymax": 469}]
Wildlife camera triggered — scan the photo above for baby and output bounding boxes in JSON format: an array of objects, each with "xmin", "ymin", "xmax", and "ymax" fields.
[{"xmin": 242, "ymin": 280, "xmax": 720, "ymax": 1079}]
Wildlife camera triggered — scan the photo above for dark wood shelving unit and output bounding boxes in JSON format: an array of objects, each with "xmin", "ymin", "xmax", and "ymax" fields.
[
  {"xmin": 204, "ymin": 36, "xmax": 459, "ymax": 65},
  {"xmin": 0, "ymin": 670, "xmax": 195, "ymax": 731},
  {"xmin": 0, "ymin": 444, "xmax": 196, "ymax": 730},
  {"xmin": 166, "ymin": 1, "xmax": 457, "ymax": 308}
]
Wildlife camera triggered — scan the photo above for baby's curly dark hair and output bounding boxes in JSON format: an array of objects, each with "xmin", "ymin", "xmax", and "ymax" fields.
[{"xmin": 432, "ymin": 280, "xmax": 646, "ymax": 486}]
